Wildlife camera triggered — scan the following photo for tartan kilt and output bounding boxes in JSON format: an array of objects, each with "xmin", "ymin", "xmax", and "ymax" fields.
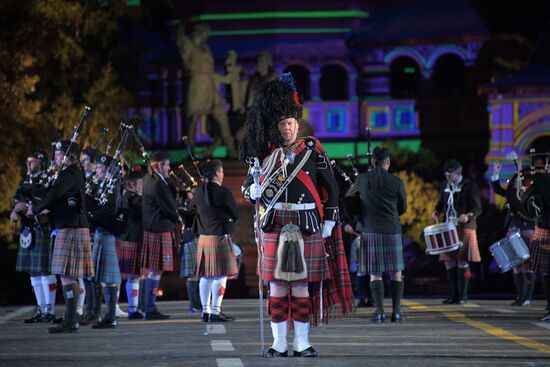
[
  {"xmin": 195, "ymin": 235, "xmax": 238, "ymax": 278},
  {"xmin": 528, "ymin": 226, "xmax": 550, "ymax": 274},
  {"xmin": 116, "ymin": 239, "xmax": 141, "ymax": 279},
  {"xmin": 439, "ymin": 228, "xmax": 481, "ymax": 263},
  {"xmin": 180, "ymin": 238, "xmax": 198, "ymax": 279},
  {"xmin": 50, "ymin": 228, "xmax": 94, "ymax": 278},
  {"xmin": 362, "ymin": 232, "xmax": 404, "ymax": 273},
  {"xmin": 92, "ymin": 228, "xmax": 121, "ymax": 284},
  {"xmin": 140, "ymin": 231, "xmax": 174, "ymax": 272},
  {"xmin": 261, "ymin": 210, "xmax": 329, "ymax": 282},
  {"xmin": 16, "ymin": 224, "xmax": 51, "ymax": 273}
]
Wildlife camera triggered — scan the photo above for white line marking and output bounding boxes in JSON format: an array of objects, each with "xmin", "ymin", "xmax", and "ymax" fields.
[
  {"xmin": 532, "ymin": 322, "xmax": 550, "ymax": 330},
  {"xmin": 486, "ymin": 308, "xmax": 517, "ymax": 314},
  {"xmin": 211, "ymin": 340, "xmax": 235, "ymax": 351},
  {"xmin": 462, "ymin": 303, "xmax": 480, "ymax": 308},
  {"xmin": 207, "ymin": 324, "xmax": 227, "ymax": 334},
  {"xmin": 216, "ymin": 358, "xmax": 243, "ymax": 367},
  {"xmin": 0, "ymin": 306, "xmax": 35, "ymax": 324}
]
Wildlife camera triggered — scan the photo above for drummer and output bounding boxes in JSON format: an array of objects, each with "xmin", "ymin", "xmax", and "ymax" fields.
[
  {"xmin": 431, "ymin": 159, "xmax": 482, "ymax": 304},
  {"xmin": 491, "ymin": 161, "xmax": 535, "ymax": 306}
]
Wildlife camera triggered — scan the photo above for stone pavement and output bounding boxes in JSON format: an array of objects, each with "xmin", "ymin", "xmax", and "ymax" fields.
[{"xmin": 1, "ymin": 298, "xmax": 550, "ymax": 367}]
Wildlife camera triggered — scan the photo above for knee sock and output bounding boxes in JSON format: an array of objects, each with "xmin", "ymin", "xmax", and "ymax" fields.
[
  {"xmin": 76, "ymin": 278, "xmax": 85, "ymax": 316},
  {"xmin": 126, "ymin": 277, "xmax": 140, "ymax": 313},
  {"xmin": 145, "ymin": 278, "xmax": 160, "ymax": 313},
  {"xmin": 211, "ymin": 276, "xmax": 227, "ymax": 315},
  {"xmin": 41, "ymin": 275, "xmax": 57, "ymax": 315},
  {"xmin": 390, "ymin": 280, "xmax": 404, "ymax": 314},
  {"xmin": 370, "ymin": 280, "xmax": 385, "ymax": 314},
  {"xmin": 30, "ymin": 276, "xmax": 46, "ymax": 313},
  {"xmin": 290, "ymin": 296, "xmax": 311, "ymax": 323},
  {"xmin": 199, "ymin": 277, "xmax": 213, "ymax": 314},
  {"xmin": 269, "ymin": 296, "xmax": 290, "ymax": 323}
]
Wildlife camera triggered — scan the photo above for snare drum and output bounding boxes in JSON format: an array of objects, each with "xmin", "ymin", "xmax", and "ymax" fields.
[
  {"xmin": 489, "ymin": 232, "xmax": 530, "ymax": 273},
  {"xmin": 423, "ymin": 222, "xmax": 463, "ymax": 255}
]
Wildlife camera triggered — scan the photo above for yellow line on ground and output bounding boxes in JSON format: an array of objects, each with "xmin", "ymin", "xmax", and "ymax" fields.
[{"xmin": 403, "ymin": 300, "xmax": 550, "ymax": 354}]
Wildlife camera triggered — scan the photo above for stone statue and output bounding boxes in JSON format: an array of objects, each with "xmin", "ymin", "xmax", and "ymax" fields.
[
  {"xmin": 244, "ymin": 51, "xmax": 279, "ymax": 109},
  {"xmin": 176, "ymin": 23, "xmax": 237, "ymax": 158}
]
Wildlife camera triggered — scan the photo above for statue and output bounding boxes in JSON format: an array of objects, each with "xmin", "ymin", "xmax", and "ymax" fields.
[
  {"xmin": 244, "ymin": 51, "xmax": 279, "ymax": 109},
  {"xmin": 176, "ymin": 23, "xmax": 237, "ymax": 158}
]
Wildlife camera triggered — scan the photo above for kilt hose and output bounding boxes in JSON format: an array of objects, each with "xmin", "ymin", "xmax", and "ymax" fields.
[
  {"xmin": 140, "ymin": 231, "xmax": 174, "ymax": 272},
  {"xmin": 529, "ymin": 226, "xmax": 550, "ymax": 274},
  {"xmin": 362, "ymin": 232, "xmax": 404, "ymax": 273},
  {"xmin": 261, "ymin": 210, "xmax": 329, "ymax": 282},
  {"xmin": 92, "ymin": 228, "xmax": 121, "ymax": 284},
  {"xmin": 439, "ymin": 228, "xmax": 481, "ymax": 263},
  {"xmin": 180, "ymin": 238, "xmax": 198, "ymax": 279},
  {"xmin": 50, "ymin": 227, "xmax": 94, "ymax": 278},
  {"xmin": 16, "ymin": 223, "xmax": 51, "ymax": 273},
  {"xmin": 195, "ymin": 235, "xmax": 237, "ymax": 278},
  {"xmin": 116, "ymin": 239, "xmax": 141, "ymax": 279}
]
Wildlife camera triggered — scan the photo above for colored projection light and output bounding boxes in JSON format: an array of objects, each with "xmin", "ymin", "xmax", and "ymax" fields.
[
  {"xmin": 210, "ymin": 28, "xmax": 351, "ymax": 36},
  {"xmin": 191, "ymin": 10, "xmax": 369, "ymax": 21},
  {"xmin": 403, "ymin": 67, "xmax": 416, "ymax": 74}
]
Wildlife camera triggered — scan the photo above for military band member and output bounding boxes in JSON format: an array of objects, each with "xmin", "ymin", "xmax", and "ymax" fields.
[
  {"xmin": 11, "ymin": 150, "xmax": 57, "ymax": 323},
  {"xmin": 141, "ymin": 151, "xmax": 178, "ymax": 319},
  {"xmin": 29, "ymin": 140, "xmax": 94, "ymax": 333},
  {"xmin": 431, "ymin": 159, "xmax": 482, "ymax": 305},
  {"xmin": 240, "ymin": 74, "xmax": 353, "ymax": 358}
]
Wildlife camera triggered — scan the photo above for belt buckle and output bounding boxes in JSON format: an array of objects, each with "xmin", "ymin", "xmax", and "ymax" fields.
[{"xmin": 282, "ymin": 203, "xmax": 292, "ymax": 210}]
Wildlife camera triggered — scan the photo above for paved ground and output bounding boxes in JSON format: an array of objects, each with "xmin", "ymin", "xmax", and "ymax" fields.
[{"xmin": 1, "ymin": 298, "xmax": 550, "ymax": 367}]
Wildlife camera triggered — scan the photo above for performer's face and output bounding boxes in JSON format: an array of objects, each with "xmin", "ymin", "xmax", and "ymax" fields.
[
  {"xmin": 26, "ymin": 157, "xmax": 40, "ymax": 174},
  {"xmin": 277, "ymin": 117, "xmax": 299, "ymax": 145},
  {"xmin": 54, "ymin": 150, "xmax": 64, "ymax": 167},
  {"xmin": 159, "ymin": 160, "xmax": 171, "ymax": 178},
  {"xmin": 96, "ymin": 163, "xmax": 107, "ymax": 180},
  {"xmin": 445, "ymin": 169, "xmax": 461, "ymax": 184},
  {"xmin": 81, "ymin": 154, "xmax": 93, "ymax": 172}
]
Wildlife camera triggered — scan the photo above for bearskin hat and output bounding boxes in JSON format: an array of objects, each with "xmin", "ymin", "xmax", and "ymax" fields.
[{"xmin": 239, "ymin": 73, "xmax": 303, "ymax": 162}]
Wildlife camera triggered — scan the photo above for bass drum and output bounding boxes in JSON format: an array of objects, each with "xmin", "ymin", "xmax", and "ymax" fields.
[{"xmin": 505, "ymin": 173, "xmax": 536, "ymax": 224}]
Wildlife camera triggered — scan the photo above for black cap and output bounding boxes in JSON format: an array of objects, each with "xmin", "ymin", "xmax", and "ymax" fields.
[
  {"xmin": 55, "ymin": 140, "xmax": 80, "ymax": 156},
  {"xmin": 373, "ymin": 146, "xmax": 389, "ymax": 161},
  {"xmin": 201, "ymin": 159, "xmax": 222, "ymax": 179},
  {"xmin": 443, "ymin": 159, "xmax": 462, "ymax": 173},
  {"xmin": 82, "ymin": 147, "xmax": 99, "ymax": 163},
  {"xmin": 151, "ymin": 150, "xmax": 170, "ymax": 162},
  {"xmin": 27, "ymin": 150, "xmax": 47, "ymax": 161},
  {"xmin": 125, "ymin": 165, "xmax": 146, "ymax": 182},
  {"xmin": 96, "ymin": 154, "xmax": 113, "ymax": 167}
]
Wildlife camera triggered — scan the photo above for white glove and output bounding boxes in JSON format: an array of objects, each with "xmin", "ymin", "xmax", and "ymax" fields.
[
  {"xmin": 321, "ymin": 220, "xmax": 336, "ymax": 239},
  {"xmin": 249, "ymin": 183, "xmax": 262, "ymax": 200}
]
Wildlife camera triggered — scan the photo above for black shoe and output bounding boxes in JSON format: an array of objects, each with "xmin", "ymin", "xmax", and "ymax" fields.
[
  {"xmin": 48, "ymin": 320, "xmax": 79, "ymax": 334},
  {"xmin": 357, "ymin": 299, "xmax": 367, "ymax": 307},
  {"xmin": 92, "ymin": 317, "xmax": 117, "ymax": 329},
  {"xmin": 201, "ymin": 313, "xmax": 210, "ymax": 322},
  {"xmin": 293, "ymin": 346, "xmax": 317, "ymax": 357},
  {"xmin": 128, "ymin": 310, "xmax": 145, "ymax": 320},
  {"xmin": 208, "ymin": 313, "xmax": 229, "ymax": 322},
  {"xmin": 265, "ymin": 347, "xmax": 288, "ymax": 358},
  {"xmin": 371, "ymin": 312, "xmax": 386, "ymax": 323},
  {"xmin": 42, "ymin": 313, "xmax": 56, "ymax": 322},
  {"xmin": 459, "ymin": 299, "xmax": 469, "ymax": 305},
  {"xmin": 540, "ymin": 312, "xmax": 550, "ymax": 322},
  {"xmin": 521, "ymin": 300, "xmax": 533, "ymax": 307},
  {"xmin": 391, "ymin": 312, "xmax": 403, "ymax": 323},
  {"xmin": 52, "ymin": 316, "xmax": 64, "ymax": 324},
  {"xmin": 442, "ymin": 296, "xmax": 460, "ymax": 304},
  {"xmin": 78, "ymin": 313, "xmax": 99, "ymax": 326},
  {"xmin": 24, "ymin": 310, "xmax": 48, "ymax": 323},
  {"xmin": 145, "ymin": 309, "xmax": 170, "ymax": 320},
  {"xmin": 365, "ymin": 299, "xmax": 374, "ymax": 307},
  {"xmin": 218, "ymin": 312, "xmax": 235, "ymax": 321},
  {"xmin": 510, "ymin": 298, "xmax": 522, "ymax": 306}
]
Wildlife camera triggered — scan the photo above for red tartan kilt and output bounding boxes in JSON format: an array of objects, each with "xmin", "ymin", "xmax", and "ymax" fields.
[
  {"xmin": 51, "ymin": 228, "xmax": 94, "ymax": 278},
  {"xmin": 116, "ymin": 240, "xmax": 141, "ymax": 279},
  {"xmin": 439, "ymin": 228, "xmax": 481, "ymax": 263},
  {"xmin": 261, "ymin": 210, "xmax": 329, "ymax": 282},
  {"xmin": 140, "ymin": 231, "xmax": 174, "ymax": 271},
  {"xmin": 529, "ymin": 226, "xmax": 550, "ymax": 273},
  {"xmin": 195, "ymin": 235, "xmax": 238, "ymax": 278}
]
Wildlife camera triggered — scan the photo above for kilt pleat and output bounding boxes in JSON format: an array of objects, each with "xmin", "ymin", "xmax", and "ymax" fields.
[
  {"xmin": 261, "ymin": 210, "xmax": 329, "ymax": 282},
  {"xmin": 116, "ymin": 240, "xmax": 141, "ymax": 279},
  {"xmin": 92, "ymin": 228, "xmax": 121, "ymax": 284},
  {"xmin": 529, "ymin": 226, "xmax": 550, "ymax": 274},
  {"xmin": 16, "ymin": 224, "xmax": 51, "ymax": 273},
  {"xmin": 50, "ymin": 228, "xmax": 94, "ymax": 278},
  {"xmin": 180, "ymin": 238, "xmax": 198, "ymax": 278},
  {"xmin": 140, "ymin": 231, "xmax": 174, "ymax": 271},
  {"xmin": 195, "ymin": 235, "xmax": 237, "ymax": 278},
  {"xmin": 439, "ymin": 228, "xmax": 481, "ymax": 263},
  {"xmin": 362, "ymin": 232, "xmax": 404, "ymax": 273}
]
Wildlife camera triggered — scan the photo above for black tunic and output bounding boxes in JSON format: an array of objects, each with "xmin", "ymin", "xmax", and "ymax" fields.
[{"xmin": 189, "ymin": 181, "xmax": 239, "ymax": 236}]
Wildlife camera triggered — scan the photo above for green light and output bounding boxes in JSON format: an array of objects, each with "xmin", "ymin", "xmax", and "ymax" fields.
[
  {"xmin": 323, "ymin": 140, "xmax": 421, "ymax": 159},
  {"xmin": 404, "ymin": 67, "xmax": 416, "ymax": 74},
  {"xmin": 125, "ymin": 0, "xmax": 140, "ymax": 5},
  {"xmin": 191, "ymin": 10, "xmax": 369, "ymax": 21},
  {"xmin": 209, "ymin": 28, "xmax": 351, "ymax": 36}
]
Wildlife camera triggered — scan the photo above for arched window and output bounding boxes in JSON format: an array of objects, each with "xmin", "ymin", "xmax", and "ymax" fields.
[
  {"xmin": 527, "ymin": 136, "xmax": 550, "ymax": 159},
  {"xmin": 283, "ymin": 65, "xmax": 311, "ymax": 101},
  {"xmin": 320, "ymin": 64, "xmax": 349, "ymax": 101},
  {"xmin": 433, "ymin": 54, "xmax": 465, "ymax": 97},
  {"xmin": 390, "ymin": 57, "xmax": 420, "ymax": 99}
]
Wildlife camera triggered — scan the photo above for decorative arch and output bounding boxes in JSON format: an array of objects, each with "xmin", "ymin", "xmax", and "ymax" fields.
[
  {"xmin": 514, "ymin": 106, "xmax": 550, "ymax": 150},
  {"xmin": 426, "ymin": 45, "xmax": 469, "ymax": 69},
  {"xmin": 384, "ymin": 47, "xmax": 427, "ymax": 68}
]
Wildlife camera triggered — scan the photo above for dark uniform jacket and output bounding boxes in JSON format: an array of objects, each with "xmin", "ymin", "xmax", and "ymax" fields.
[
  {"xmin": 14, "ymin": 172, "xmax": 48, "ymax": 228},
  {"xmin": 88, "ymin": 185, "xmax": 119, "ymax": 234},
  {"xmin": 354, "ymin": 169, "xmax": 407, "ymax": 234},
  {"xmin": 435, "ymin": 177, "xmax": 482, "ymax": 230},
  {"xmin": 242, "ymin": 137, "xmax": 339, "ymax": 235},
  {"xmin": 525, "ymin": 173, "xmax": 550, "ymax": 229},
  {"xmin": 119, "ymin": 190, "xmax": 143, "ymax": 242},
  {"xmin": 491, "ymin": 179, "xmax": 534, "ymax": 230},
  {"xmin": 33, "ymin": 164, "xmax": 88, "ymax": 229},
  {"xmin": 142, "ymin": 172, "xmax": 178, "ymax": 233},
  {"xmin": 190, "ymin": 182, "xmax": 239, "ymax": 236}
]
